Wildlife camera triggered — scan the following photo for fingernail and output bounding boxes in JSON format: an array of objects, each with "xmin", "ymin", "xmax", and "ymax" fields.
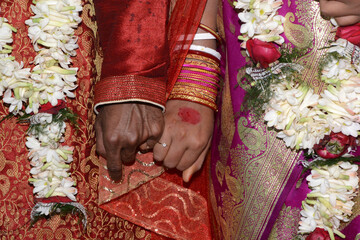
[
  {"xmin": 109, "ymin": 172, "xmax": 122, "ymax": 183},
  {"xmin": 188, "ymin": 173, "xmax": 193, "ymax": 182}
]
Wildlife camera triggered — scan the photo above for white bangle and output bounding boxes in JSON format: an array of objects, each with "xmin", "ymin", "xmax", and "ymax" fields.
[
  {"xmin": 189, "ymin": 44, "xmax": 221, "ymax": 60},
  {"xmin": 193, "ymin": 33, "xmax": 216, "ymax": 41}
]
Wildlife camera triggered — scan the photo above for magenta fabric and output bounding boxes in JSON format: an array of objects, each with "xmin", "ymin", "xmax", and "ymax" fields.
[{"xmin": 210, "ymin": 1, "xmax": 359, "ymax": 239}]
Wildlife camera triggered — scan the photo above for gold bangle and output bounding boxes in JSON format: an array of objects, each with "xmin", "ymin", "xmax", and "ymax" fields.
[
  {"xmin": 186, "ymin": 54, "xmax": 220, "ymax": 66},
  {"xmin": 171, "ymin": 85, "xmax": 218, "ymax": 100},
  {"xmin": 169, "ymin": 92, "xmax": 216, "ymax": 105},
  {"xmin": 173, "ymin": 81, "xmax": 218, "ymax": 93},
  {"xmin": 180, "ymin": 67, "xmax": 220, "ymax": 76},
  {"xmin": 199, "ymin": 23, "xmax": 222, "ymax": 43},
  {"xmin": 181, "ymin": 67, "xmax": 220, "ymax": 77},
  {"xmin": 177, "ymin": 75, "xmax": 220, "ymax": 87},
  {"xmin": 183, "ymin": 60, "xmax": 220, "ymax": 71},
  {"xmin": 168, "ymin": 94, "xmax": 217, "ymax": 110}
]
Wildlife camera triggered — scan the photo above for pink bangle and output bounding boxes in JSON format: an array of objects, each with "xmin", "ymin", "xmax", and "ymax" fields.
[{"xmin": 169, "ymin": 52, "xmax": 221, "ymax": 111}]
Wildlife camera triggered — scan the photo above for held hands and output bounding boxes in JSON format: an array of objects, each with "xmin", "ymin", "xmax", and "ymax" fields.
[
  {"xmin": 320, "ymin": 0, "xmax": 360, "ymax": 26},
  {"xmin": 153, "ymin": 100, "xmax": 214, "ymax": 182},
  {"xmin": 95, "ymin": 103, "xmax": 164, "ymax": 182},
  {"xmin": 95, "ymin": 100, "xmax": 213, "ymax": 183}
]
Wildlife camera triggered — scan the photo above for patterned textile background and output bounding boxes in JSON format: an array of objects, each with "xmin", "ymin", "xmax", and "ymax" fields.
[{"xmin": 0, "ymin": 0, "xmax": 165, "ymax": 239}]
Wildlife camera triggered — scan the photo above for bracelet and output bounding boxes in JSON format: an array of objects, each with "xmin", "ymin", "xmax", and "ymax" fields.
[
  {"xmin": 188, "ymin": 49, "xmax": 220, "ymax": 63},
  {"xmin": 182, "ymin": 65, "xmax": 221, "ymax": 75},
  {"xmin": 169, "ymin": 53, "xmax": 221, "ymax": 111},
  {"xmin": 194, "ymin": 32, "xmax": 216, "ymax": 41},
  {"xmin": 183, "ymin": 54, "xmax": 220, "ymax": 68},
  {"xmin": 199, "ymin": 23, "xmax": 222, "ymax": 43},
  {"xmin": 189, "ymin": 44, "xmax": 221, "ymax": 60},
  {"xmin": 179, "ymin": 71, "xmax": 221, "ymax": 84}
]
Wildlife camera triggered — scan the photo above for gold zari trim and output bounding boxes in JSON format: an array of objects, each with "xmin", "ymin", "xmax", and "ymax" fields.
[{"xmin": 168, "ymin": 94, "xmax": 217, "ymax": 110}]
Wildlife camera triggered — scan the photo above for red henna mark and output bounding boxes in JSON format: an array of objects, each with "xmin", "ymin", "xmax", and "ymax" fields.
[{"xmin": 178, "ymin": 107, "xmax": 201, "ymax": 124}]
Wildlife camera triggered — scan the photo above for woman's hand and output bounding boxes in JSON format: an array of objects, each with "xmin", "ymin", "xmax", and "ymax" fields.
[
  {"xmin": 320, "ymin": 0, "xmax": 360, "ymax": 26},
  {"xmin": 153, "ymin": 100, "xmax": 214, "ymax": 182}
]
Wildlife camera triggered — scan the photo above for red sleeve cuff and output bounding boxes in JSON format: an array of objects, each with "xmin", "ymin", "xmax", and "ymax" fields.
[{"xmin": 94, "ymin": 75, "xmax": 166, "ymax": 113}]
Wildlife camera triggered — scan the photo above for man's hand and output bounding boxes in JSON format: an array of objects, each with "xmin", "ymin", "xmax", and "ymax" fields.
[
  {"xmin": 320, "ymin": 0, "xmax": 360, "ymax": 26},
  {"xmin": 153, "ymin": 100, "xmax": 214, "ymax": 182},
  {"xmin": 95, "ymin": 103, "xmax": 164, "ymax": 182}
]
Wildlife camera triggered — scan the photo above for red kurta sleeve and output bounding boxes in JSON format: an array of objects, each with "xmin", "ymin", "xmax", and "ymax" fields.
[{"xmin": 93, "ymin": 0, "xmax": 169, "ymax": 112}]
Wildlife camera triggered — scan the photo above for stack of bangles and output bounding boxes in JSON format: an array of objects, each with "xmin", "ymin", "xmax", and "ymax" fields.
[{"xmin": 169, "ymin": 25, "xmax": 221, "ymax": 111}]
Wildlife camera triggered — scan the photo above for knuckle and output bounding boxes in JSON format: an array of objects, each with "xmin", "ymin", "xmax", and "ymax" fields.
[
  {"xmin": 122, "ymin": 132, "xmax": 138, "ymax": 146},
  {"xmin": 104, "ymin": 132, "xmax": 120, "ymax": 146},
  {"xmin": 151, "ymin": 124, "xmax": 163, "ymax": 137},
  {"xmin": 176, "ymin": 164, "xmax": 187, "ymax": 172},
  {"xmin": 153, "ymin": 150, "xmax": 162, "ymax": 161},
  {"xmin": 163, "ymin": 160, "xmax": 177, "ymax": 169},
  {"xmin": 191, "ymin": 141, "xmax": 203, "ymax": 150},
  {"xmin": 190, "ymin": 138, "xmax": 207, "ymax": 150},
  {"xmin": 107, "ymin": 163, "xmax": 121, "ymax": 173},
  {"xmin": 176, "ymin": 129, "xmax": 187, "ymax": 139}
]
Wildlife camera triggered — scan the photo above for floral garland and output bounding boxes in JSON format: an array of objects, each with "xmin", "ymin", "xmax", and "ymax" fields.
[
  {"xmin": 0, "ymin": 1, "xmax": 86, "ymax": 226},
  {"xmin": 264, "ymin": 38, "xmax": 360, "ymax": 152},
  {"xmin": 234, "ymin": 1, "xmax": 360, "ymax": 239}
]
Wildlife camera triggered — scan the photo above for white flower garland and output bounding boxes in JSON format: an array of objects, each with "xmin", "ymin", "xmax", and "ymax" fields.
[
  {"xmin": 264, "ymin": 39, "xmax": 360, "ymax": 152},
  {"xmin": 25, "ymin": 0, "xmax": 83, "ymax": 220},
  {"xmin": 25, "ymin": 0, "xmax": 82, "ymax": 114},
  {"xmin": 0, "ymin": 18, "xmax": 31, "ymax": 113},
  {"xmin": 0, "ymin": 0, "xmax": 85, "ymax": 224},
  {"xmin": 234, "ymin": 0, "xmax": 285, "ymax": 48},
  {"xmin": 299, "ymin": 162, "xmax": 359, "ymax": 239},
  {"xmin": 261, "ymin": 23, "xmax": 360, "ymax": 240}
]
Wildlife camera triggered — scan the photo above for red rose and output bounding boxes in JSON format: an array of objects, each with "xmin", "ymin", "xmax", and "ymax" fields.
[
  {"xmin": 306, "ymin": 228, "xmax": 331, "ymax": 240},
  {"xmin": 246, "ymin": 38, "xmax": 281, "ymax": 68},
  {"xmin": 313, "ymin": 132, "xmax": 356, "ymax": 159},
  {"xmin": 35, "ymin": 196, "xmax": 73, "ymax": 204},
  {"xmin": 335, "ymin": 23, "xmax": 360, "ymax": 46},
  {"xmin": 39, "ymin": 100, "xmax": 66, "ymax": 114}
]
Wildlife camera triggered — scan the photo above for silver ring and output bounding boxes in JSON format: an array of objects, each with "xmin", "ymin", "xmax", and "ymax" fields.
[{"xmin": 159, "ymin": 142, "xmax": 167, "ymax": 147}]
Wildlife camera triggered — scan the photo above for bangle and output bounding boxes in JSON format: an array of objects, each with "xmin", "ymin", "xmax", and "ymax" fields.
[
  {"xmin": 169, "ymin": 53, "xmax": 221, "ymax": 111},
  {"xmin": 185, "ymin": 53, "xmax": 220, "ymax": 67},
  {"xmin": 193, "ymin": 32, "xmax": 216, "ymax": 41},
  {"xmin": 199, "ymin": 23, "xmax": 222, "ymax": 43},
  {"xmin": 189, "ymin": 44, "xmax": 221, "ymax": 60},
  {"xmin": 188, "ymin": 50, "xmax": 220, "ymax": 63}
]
